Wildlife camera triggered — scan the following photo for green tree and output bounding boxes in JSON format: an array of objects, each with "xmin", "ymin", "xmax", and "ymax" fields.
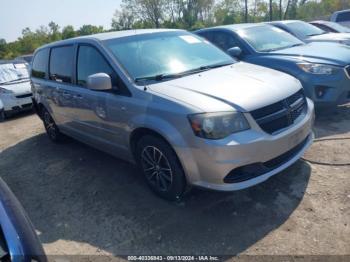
[
  {"xmin": 78, "ymin": 25, "xmax": 104, "ymax": 36},
  {"xmin": 62, "ymin": 25, "xmax": 76, "ymax": 39},
  {"xmin": 111, "ymin": 9, "xmax": 135, "ymax": 30},
  {"xmin": 48, "ymin": 21, "xmax": 61, "ymax": 41}
]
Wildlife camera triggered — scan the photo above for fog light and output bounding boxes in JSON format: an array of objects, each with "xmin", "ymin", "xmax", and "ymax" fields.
[{"xmin": 315, "ymin": 86, "xmax": 327, "ymax": 99}]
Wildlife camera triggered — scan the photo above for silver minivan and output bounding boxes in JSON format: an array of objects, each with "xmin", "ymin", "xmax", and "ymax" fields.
[{"xmin": 31, "ymin": 29, "xmax": 314, "ymax": 200}]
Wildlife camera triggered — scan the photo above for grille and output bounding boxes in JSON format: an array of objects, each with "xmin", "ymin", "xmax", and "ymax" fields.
[
  {"xmin": 16, "ymin": 93, "xmax": 32, "ymax": 99},
  {"xmin": 223, "ymin": 135, "xmax": 310, "ymax": 183},
  {"xmin": 251, "ymin": 89, "xmax": 307, "ymax": 134}
]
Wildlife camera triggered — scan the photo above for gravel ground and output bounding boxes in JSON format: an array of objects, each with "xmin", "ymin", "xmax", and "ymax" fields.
[{"xmin": 0, "ymin": 105, "xmax": 349, "ymax": 260}]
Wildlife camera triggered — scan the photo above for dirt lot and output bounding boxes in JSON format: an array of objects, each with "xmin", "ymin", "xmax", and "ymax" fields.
[{"xmin": 0, "ymin": 105, "xmax": 349, "ymax": 259}]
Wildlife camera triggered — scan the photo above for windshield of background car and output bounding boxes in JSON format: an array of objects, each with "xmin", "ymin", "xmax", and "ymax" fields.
[
  {"xmin": 103, "ymin": 31, "xmax": 235, "ymax": 82},
  {"xmin": 0, "ymin": 63, "xmax": 29, "ymax": 84},
  {"xmin": 237, "ymin": 25, "xmax": 304, "ymax": 52},
  {"xmin": 285, "ymin": 21, "xmax": 326, "ymax": 38}
]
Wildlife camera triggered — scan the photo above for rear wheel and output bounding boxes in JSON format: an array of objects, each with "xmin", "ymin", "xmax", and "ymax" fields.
[
  {"xmin": 136, "ymin": 135, "xmax": 187, "ymax": 201},
  {"xmin": 42, "ymin": 108, "xmax": 63, "ymax": 142}
]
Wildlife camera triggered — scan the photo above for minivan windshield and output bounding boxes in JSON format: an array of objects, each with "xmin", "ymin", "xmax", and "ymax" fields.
[
  {"xmin": 237, "ymin": 25, "xmax": 304, "ymax": 52},
  {"xmin": 284, "ymin": 21, "xmax": 326, "ymax": 38},
  {"xmin": 103, "ymin": 31, "xmax": 235, "ymax": 83},
  {"xmin": 0, "ymin": 63, "xmax": 29, "ymax": 85}
]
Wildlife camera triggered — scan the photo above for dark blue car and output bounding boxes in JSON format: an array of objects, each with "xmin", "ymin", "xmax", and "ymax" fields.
[
  {"xmin": 0, "ymin": 177, "xmax": 46, "ymax": 261},
  {"xmin": 195, "ymin": 23, "xmax": 350, "ymax": 107}
]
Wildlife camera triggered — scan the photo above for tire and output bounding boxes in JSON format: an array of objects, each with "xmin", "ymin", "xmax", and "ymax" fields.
[
  {"xmin": 136, "ymin": 135, "xmax": 187, "ymax": 201},
  {"xmin": 0, "ymin": 110, "xmax": 5, "ymax": 122},
  {"xmin": 42, "ymin": 108, "xmax": 63, "ymax": 143}
]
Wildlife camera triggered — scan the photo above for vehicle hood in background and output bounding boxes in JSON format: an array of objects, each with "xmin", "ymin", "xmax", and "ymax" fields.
[
  {"xmin": 307, "ymin": 33, "xmax": 350, "ymax": 44},
  {"xmin": 0, "ymin": 81, "xmax": 31, "ymax": 95},
  {"xmin": 149, "ymin": 62, "xmax": 302, "ymax": 112},
  {"xmin": 269, "ymin": 42, "xmax": 350, "ymax": 66}
]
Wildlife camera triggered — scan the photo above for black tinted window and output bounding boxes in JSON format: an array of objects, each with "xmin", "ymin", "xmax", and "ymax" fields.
[
  {"xmin": 49, "ymin": 46, "xmax": 74, "ymax": 83},
  {"xmin": 32, "ymin": 49, "xmax": 49, "ymax": 79},
  {"xmin": 337, "ymin": 12, "xmax": 350, "ymax": 22},
  {"xmin": 77, "ymin": 45, "xmax": 117, "ymax": 87},
  {"xmin": 212, "ymin": 32, "xmax": 241, "ymax": 51},
  {"xmin": 312, "ymin": 24, "xmax": 334, "ymax": 32}
]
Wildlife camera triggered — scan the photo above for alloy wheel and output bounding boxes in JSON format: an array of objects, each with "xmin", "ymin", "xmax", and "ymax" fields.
[{"xmin": 141, "ymin": 146, "xmax": 173, "ymax": 192}]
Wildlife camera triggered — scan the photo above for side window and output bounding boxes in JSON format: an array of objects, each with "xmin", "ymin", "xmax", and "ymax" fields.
[
  {"xmin": 336, "ymin": 12, "xmax": 350, "ymax": 22},
  {"xmin": 211, "ymin": 32, "xmax": 243, "ymax": 52},
  {"xmin": 49, "ymin": 46, "xmax": 74, "ymax": 83},
  {"xmin": 211, "ymin": 32, "xmax": 234, "ymax": 51},
  {"xmin": 198, "ymin": 31, "xmax": 213, "ymax": 42},
  {"xmin": 77, "ymin": 45, "xmax": 118, "ymax": 87},
  {"xmin": 32, "ymin": 49, "xmax": 49, "ymax": 79}
]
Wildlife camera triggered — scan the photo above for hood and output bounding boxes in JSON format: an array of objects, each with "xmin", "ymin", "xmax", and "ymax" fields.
[
  {"xmin": 0, "ymin": 80, "xmax": 31, "ymax": 95},
  {"xmin": 307, "ymin": 33, "xmax": 350, "ymax": 44},
  {"xmin": 270, "ymin": 42, "xmax": 350, "ymax": 66},
  {"xmin": 148, "ymin": 62, "xmax": 302, "ymax": 112}
]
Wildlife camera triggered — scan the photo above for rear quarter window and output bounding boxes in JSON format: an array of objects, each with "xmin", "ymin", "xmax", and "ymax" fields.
[{"xmin": 32, "ymin": 49, "xmax": 49, "ymax": 79}]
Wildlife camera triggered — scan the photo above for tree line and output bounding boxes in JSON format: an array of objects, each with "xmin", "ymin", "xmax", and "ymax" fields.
[{"xmin": 1, "ymin": 0, "xmax": 349, "ymax": 60}]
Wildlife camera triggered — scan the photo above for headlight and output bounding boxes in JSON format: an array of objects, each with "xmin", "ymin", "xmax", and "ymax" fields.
[
  {"xmin": 297, "ymin": 63, "xmax": 340, "ymax": 75},
  {"xmin": 188, "ymin": 112, "xmax": 250, "ymax": 139},
  {"xmin": 0, "ymin": 87, "xmax": 12, "ymax": 94}
]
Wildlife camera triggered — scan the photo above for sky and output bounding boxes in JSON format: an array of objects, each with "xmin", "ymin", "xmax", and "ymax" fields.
[{"xmin": 0, "ymin": 0, "xmax": 122, "ymax": 42}]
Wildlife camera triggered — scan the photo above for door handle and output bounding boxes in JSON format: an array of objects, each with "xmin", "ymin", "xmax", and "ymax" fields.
[
  {"xmin": 73, "ymin": 94, "xmax": 83, "ymax": 99},
  {"xmin": 62, "ymin": 91, "xmax": 72, "ymax": 98}
]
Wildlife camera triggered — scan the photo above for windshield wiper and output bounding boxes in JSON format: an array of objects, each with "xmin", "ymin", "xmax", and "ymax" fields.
[
  {"xmin": 307, "ymin": 32, "xmax": 326, "ymax": 36},
  {"xmin": 263, "ymin": 43, "xmax": 303, "ymax": 52},
  {"xmin": 135, "ymin": 62, "xmax": 234, "ymax": 83},
  {"xmin": 0, "ymin": 77, "xmax": 29, "ymax": 85},
  {"xmin": 288, "ymin": 43, "xmax": 304, "ymax": 48}
]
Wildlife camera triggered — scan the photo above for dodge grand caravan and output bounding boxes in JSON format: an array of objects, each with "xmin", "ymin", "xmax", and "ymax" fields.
[{"xmin": 31, "ymin": 29, "xmax": 314, "ymax": 200}]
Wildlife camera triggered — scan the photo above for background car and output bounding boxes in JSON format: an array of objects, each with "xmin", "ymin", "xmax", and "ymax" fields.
[
  {"xmin": 0, "ymin": 177, "xmax": 46, "ymax": 261},
  {"xmin": 14, "ymin": 54, "xmax": 33, "ymax": 64},
  {"xmin": 331, "ymin": 9, "xmax": 350, "ymax": 28},
  {"xmin": 310, "ymin": 20, "xmax": 350, "ymax": 33},
  {"xmin": 195, "ymin": 24, "xmax": 350, "ymax": 107},
  {"xmin": 268, "ymin": 20, "xmax": 350, "ymax": 46},
  {"xmin": 0, "ymin": 60, "xmax": 32, "ymax": 121}
]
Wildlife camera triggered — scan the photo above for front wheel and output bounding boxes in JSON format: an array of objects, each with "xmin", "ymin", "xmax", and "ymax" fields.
[
  {"xmin": 136, "ymin": 135, "xmax": 187, "ymax": 201},
  {"xmin": 42, "ymin": 108, "xmax": 63, "ymax": 142},
  {"xmin": 0, "ymin": 110, "xmax": 5, "ymax": 122}
]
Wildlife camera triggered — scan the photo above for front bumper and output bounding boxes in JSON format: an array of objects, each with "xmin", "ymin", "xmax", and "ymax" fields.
[
  {"xmin": 1, "ymin": 93, "xmax": 33, "ymax": 114},
  {"xmin": 177, "ymin": 99, "xmax": 315, "ymax": 191},
  {"xmin": 298, "ymin": 68, "xmax": 350, "ymax": 106}
]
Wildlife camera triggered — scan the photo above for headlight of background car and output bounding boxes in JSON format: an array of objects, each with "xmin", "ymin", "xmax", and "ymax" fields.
[
  {"xmin": 297, "ymin": 63, "xmax": 340, "ymax": 75},
  {"xmin": 188, "ymin": 112, "xmax": 250, "ymax": 139},
  {"xmin": 0, "ymin": 87, "xmax": 12, "ymax": 94}
]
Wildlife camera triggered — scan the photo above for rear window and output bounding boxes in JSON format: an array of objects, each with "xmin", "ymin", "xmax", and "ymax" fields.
[
  {"xmin": 336, "ymin": 11, "xmax": 350, "ymax": 22},
  {"xmin": 32, "ymin": 49, "xmax": 49, "ymax": 79},
  {"xmin": 49, "ymin": 45, "xmax": 74, "ymax": 83}
]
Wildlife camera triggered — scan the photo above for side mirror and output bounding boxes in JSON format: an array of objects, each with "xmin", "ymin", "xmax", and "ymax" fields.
[
  {"xmin": 227, "ymin": 47, "xmax": 242, "ymax": 58},
  {"xmin": 87, "ymin": 73, "xmax": 112, "ymax": 91}
]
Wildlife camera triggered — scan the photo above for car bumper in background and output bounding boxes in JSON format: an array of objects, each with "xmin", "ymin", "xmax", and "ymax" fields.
[
  {"xmin": 299, "ymin": 69, "xmax": 350, "ymax": 106},
  {"xmin": 1, "ymin": 93, "xmax": 33, "ymax": 114},
  {"xmin": 177, "ymin": 99, "xmax": 315, "ymax": 191}
]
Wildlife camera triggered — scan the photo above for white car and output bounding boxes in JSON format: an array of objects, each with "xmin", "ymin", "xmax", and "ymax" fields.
[{"xmin": 0, "ymin": 61, "xmax": 32, "ymax": 121}]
